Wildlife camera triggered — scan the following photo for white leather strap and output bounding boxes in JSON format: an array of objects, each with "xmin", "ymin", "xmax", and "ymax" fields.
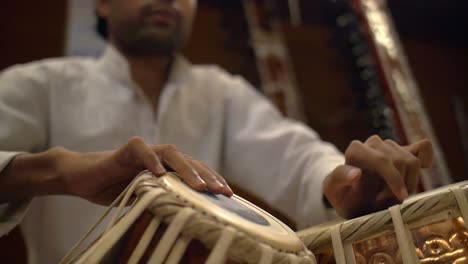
[
  {"xmin": 128, "ymin": 216, "xmax": 162, "ymax": 264},
  {"xmin": 165, "ymin": 234, "xmax": 192, "ymax": 264},
  {"xmin": 106, "ymin": 174, "xmax": 154, "ymax": 232},
  {"xmin": 258, "ymin": 244, "xmax": 273, "ymax": 264},
  {"xmin": 84, "ymin": 188, "xmax": 165, "ymax": 263},
  {"xmin": 389, "ymin": 205, "xmax": 420, "ymax": 264},
  {"xmin": 344, "ymin": 241, "xmax": 356, "ymax": 264},
  {"xmin": 205, "ymin": 226, "xmax": 236, "ymax": 264},
  {"xmin": 450, "ymin": 187, "xmax": 468, "ymax": 230},
  {"xmin": 287, "ymin": 253, "xmax": 300, "ymax": 264},
  {"xmin": 60, "ymin": 174, "xmax": 154, "ymax": 264},
  {"xmin": 148, "ymin": 207, "xmax": 195, "ymax": 264},
  {"xmin": 306, "ymin": 248, "xmax": 318, "ymax": 264},
  {"xmin": 331, "ymin": 225, "xmax": 346, "ymax": 264}
]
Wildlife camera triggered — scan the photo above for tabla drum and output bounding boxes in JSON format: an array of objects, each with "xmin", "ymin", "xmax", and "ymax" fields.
[
  {"xmin": 60, "ymin": 171, "xmax": 314, "ymax": 264},
  {"xmin": 297, "ymin": 181, "xmax": 468, "ymax": 264}
]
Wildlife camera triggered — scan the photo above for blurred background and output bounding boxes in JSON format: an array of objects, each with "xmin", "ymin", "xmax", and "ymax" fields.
[
  {"xmin": 2, "ymin": 0, "xmax": 466, "ymax": 179},
  {"xmin": 0, "ymin": 0, "xmax": 467, "ymax": 261}
]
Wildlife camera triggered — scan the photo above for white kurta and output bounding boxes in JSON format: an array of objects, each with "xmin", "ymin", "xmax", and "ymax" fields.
[{"xmin": 0, "ymin": 46, "xmax": 344, "ymax": 263}]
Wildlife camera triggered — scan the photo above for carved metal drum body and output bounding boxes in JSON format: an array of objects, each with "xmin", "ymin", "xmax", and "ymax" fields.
[
  {"xmin": 61, "ymin": 172, "xmax": 314, "ymax": 264},
  {"xmin": 297, "ymin": 182, "xmax": 468, "ymax": 264}
]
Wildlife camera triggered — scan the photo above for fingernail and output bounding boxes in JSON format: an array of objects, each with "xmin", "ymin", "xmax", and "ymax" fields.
[
  {"xmin": 226, "ymin": 185, "xmax": 234, "ymax": 196},
  {"xmin": 347, "ymin": 168, "xmax": 360, "ymax": 180},
  {"xmin": 195, "ymin": 172, "xmax": 206, "ymax": 185},
  {"xmin": 156, "ymin": 164, "xmax": 166, "ymax": 175}
]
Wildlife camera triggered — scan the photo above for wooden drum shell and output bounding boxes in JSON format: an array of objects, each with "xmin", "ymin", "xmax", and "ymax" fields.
[{"xmin": 63, "ymin": 172, "xmax": 315, "ymax": 264}]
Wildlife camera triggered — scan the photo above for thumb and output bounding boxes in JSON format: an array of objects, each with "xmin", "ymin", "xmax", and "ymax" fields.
[{"xmin": 323, "ymin": 165, "xmax": 362, "ymax": 202}]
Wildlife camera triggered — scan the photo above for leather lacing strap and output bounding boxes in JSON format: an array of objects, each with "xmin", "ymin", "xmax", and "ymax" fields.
[
  {"xmin": 450, "ymin": 187, "xmax": 468, "ymax": 230},
  {"xmin": 148, "ymin": 207, "xmax": 195, "ymax": 264},
  {"xmin": 60, "ymin": 173, "xmax": 154, "ymax": 264},
  {"xmin": 128, "ymin": 216, "xmax": 162, "ymax": 264},
  {"xmin": 330, "ymin": 224, "xmax": 355, "ymax": 264},
  {"xmin": 343, "ymin": 240, "xmax": 356, "ymax": 264},
  {"xmin": 80, "ymin": 188, "xmax": 165, "ymax": 263},
  {"xmin": 105, "ymin": 174, "xmax": 154, "ymax": 232},
  {"xmin": 305, "ymin": 247, "xmax": 318, "ymax": 264},
  {"xmin": 287, "ymin": 252, "xmax": 301, "ymax": 264},
  {"xmin": 165, "ymin": 234, "xmax": 192, "ymax": 264},
  {"xmin": 205, "ymin": 226, "xmax": 236, "ymax": 264},
  {"xmin": 258, "ymin": 244, "xmax": 273, "ymax": 264},
  {"xmin": 389, "ymin": 205, "xmax": 420, "ymax": 264},
  {"xmin": 331, "ymin": 225, "xmax": 345, "ymax": 264}
]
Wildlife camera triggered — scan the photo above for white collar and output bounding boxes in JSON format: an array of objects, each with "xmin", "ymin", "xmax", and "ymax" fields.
[{"xmin": 96, "ymin": 44, "xmax": 192, "ymax": 88}]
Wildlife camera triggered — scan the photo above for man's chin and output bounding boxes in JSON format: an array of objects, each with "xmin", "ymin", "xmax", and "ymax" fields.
[
  {"xmin": 117, "ymin": 37, "xmax": 178, "ymax": 57},
  {"xmin": 141, "ymin": 22, "xmax": 179, "ymax": 37}
]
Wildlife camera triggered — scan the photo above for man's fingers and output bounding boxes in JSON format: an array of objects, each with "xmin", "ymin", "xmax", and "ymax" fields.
[
  {"xmin": 183, "ymin": 154, "xmax": 233, "ymax": 196},
  {"xmin": 122, "ymin": 141, "xmax": 231, "ymax": 195},
  {"xmin": 198, "ymin": 161, "xmax": 234, "ymax": 196},
  {"xmin": 346, "ymin": 140, "xmax": 408, "ymax": 200},
  {"xmin": 323, "ymin": 165, "xmax": 361, "ymax": 203},
  {"xmin": 188, "ymin": 160, "xmax": 233, "ymax": 196},
  {"xmin": 384, "ymin": 140, "xmax": 421, "ymax": 194},
  {"xmin": 325, "ymin": 165, "xmax": 361, "ymax": 190},
  {"xmin": 365, "ymin": 136, "xmax": 417, "ymax": 198},
  {"xmin": 153, "ymin": 145, "xmax": 207, "ymax": 191},
  {"xmin": 403, "ymin": 139, "xmax": 434, "ymax": 168},
  {"xmin": 126, "ymin": 137, "xmax": 166, "ymax": 175},
  {"xmin": 375, "ymin": 187, "xmax": 400, "ymax": 211}
]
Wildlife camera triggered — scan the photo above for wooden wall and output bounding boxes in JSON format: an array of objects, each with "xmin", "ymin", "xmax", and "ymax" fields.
[
  {"xmin": 0, "ymin": 1, "xmax": 68, "ymax": 70},
  {"xmin": 402, "ymin": 40, "xmax": 468, "ymax": 182}
]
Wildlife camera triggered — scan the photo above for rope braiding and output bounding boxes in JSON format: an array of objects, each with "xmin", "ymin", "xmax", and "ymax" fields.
[{"xmin": 298, "ymin": 182, "xmax": 468, "ymax": 255}]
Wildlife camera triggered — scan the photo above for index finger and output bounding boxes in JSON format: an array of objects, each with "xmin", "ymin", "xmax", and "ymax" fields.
[
  {"xmin": 403, "ymin": 139, "xmax": 433, "ymax": 168},
  {"xmin": 153, "ymin": 145, "xmax": 207, "ymax": 191},
  {"xmin": 345, "ymin": 141, "xmax": 408, "ymax": 200}
]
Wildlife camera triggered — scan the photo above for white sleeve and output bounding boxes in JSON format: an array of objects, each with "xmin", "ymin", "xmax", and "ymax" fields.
[
  {"xmin": 0, "ymin": 64, "xmax": 49, "ymax": 236},
  {"xmin": 223, "ymin": 77, "xmax": 344, "ymax": 229}
]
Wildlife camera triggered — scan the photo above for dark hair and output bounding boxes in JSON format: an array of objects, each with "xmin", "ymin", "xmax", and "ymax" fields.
[{"xmin": 96, "ymin": 12, "xmax": 108, "ymax": 40}]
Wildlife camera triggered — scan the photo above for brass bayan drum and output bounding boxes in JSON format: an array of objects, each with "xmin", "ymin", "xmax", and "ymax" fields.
[
  {"xmin": 60, "ymin": 171, "xmax": 315, "ymax": 264},
  {"xmin": 297, "ymin": 181, "xmax": 468, "ymax": 264}
]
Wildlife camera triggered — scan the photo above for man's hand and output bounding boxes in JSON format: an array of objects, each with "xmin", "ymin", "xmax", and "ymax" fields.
[
  {"xmin": 0, "ymin": 137, "xmax": 233, "ymax": 205},
  {"xmin": 323, "ymin": 135, "xmax": 433, "ymax": 219}
]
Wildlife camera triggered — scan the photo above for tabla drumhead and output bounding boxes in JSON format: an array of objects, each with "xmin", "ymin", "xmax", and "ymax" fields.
[
  {"xmin": 62, "ymin": 172, "xmax": 314, "ymax": 264},
  {"xmin": 148, "ymin": 172, "xmax": 305, "ymax": 252}
]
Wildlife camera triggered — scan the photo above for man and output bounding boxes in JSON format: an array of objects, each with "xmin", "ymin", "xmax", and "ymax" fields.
[{"xmin": 0, "ymin": 0, "xmax": 433, "ymax": 263}]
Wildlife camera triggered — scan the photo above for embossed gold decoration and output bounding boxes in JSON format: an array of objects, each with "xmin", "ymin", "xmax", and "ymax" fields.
[
  {"xmin": 314, "ymin": 218, "xmax": 468, "ymax": 264},
  {"xmin": 414, "ymin": 217, "xmax": 467, "ymax": 264},
  {"xmin": 300, "ymin": 181, "xmax": 468, "ymax": 264}
]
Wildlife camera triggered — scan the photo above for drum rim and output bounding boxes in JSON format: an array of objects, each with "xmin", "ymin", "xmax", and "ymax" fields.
[
  {"xmin": 297, "ymin": 181, "xmax": 468, "ymax": 253},
  {"xmin": 138, "ymin": 171, "xmax": 308, "ymax": 254}
]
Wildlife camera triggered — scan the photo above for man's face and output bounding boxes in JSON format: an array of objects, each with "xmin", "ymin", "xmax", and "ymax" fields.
[{"xmin": 97, "ymin": 0, "xmax": 197, "ymax": 57}]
